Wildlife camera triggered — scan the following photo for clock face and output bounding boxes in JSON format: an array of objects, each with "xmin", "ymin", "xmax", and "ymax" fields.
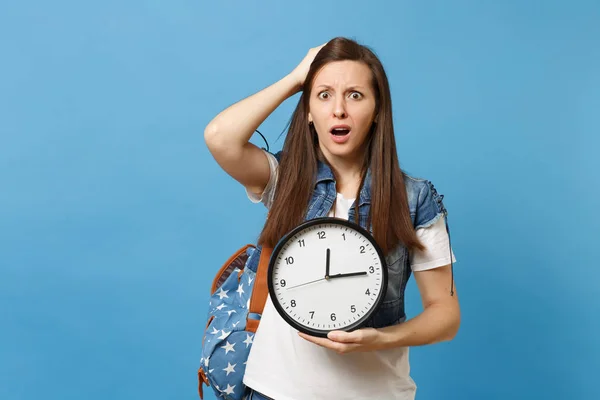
[{"xmin": 267, "ymin": 217, "xmax": 388, "ymax": 337}]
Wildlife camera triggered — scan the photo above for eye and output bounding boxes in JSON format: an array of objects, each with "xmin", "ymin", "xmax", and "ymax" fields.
[
  {"xmin": 349, "ymin": 91, "xmax": 363, "ymax": 100},
  {"xmin": 318, "ymin": 91, "xmax": 330, "ymax": 100}
]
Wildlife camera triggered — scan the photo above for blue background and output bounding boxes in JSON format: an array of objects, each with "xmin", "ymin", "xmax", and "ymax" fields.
[{"xmin": 1, "ymin": 0, "xmax": 598, "ymax": 399}]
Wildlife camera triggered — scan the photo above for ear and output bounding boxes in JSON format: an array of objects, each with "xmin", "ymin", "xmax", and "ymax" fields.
[{"xmin": 308, "ymin": 113, "xmax": 313, "ymax": 123}]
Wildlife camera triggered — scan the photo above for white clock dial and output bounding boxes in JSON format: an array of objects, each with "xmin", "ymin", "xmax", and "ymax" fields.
[{"xmin": 267, "ymin": 218, "xmax": 387, "ymax": 337}]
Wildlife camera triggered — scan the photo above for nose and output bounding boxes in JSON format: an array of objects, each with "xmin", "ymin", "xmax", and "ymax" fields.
[{"xmin": 333, "ymin": 97, "xmax": 347, "ymax": 119}]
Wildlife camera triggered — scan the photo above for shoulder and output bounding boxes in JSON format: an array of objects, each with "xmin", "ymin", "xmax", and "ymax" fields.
[
  {"xmin": 271, "ymin": 150, "xmax": 283, "ymax": 163},
  {"xmin": 402, "ymin": 172, "xmax": 448, "ymax": 229}
]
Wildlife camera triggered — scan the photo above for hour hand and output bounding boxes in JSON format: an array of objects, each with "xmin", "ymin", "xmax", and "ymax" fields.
[
  {"xmin": 325, "ymin": 248, "xmax": 330, "ymax": 278},
  {"xmin": 328, "ymin": 271, "xmax": 367, "ymax": 279}
]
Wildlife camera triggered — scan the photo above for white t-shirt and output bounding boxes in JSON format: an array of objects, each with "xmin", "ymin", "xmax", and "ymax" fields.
[{"xmin": 242, "ymin": 151, "xmax": 456, "ymax": 400}]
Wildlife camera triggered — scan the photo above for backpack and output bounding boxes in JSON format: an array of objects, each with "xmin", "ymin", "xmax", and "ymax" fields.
[{"xmin": 197, "ymin": 244, "xmax": 272, "ymax": 400}]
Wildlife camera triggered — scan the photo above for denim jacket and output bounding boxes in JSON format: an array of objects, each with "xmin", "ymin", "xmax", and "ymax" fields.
[{"xmin": 245, "ymin": 151, "xmax": 450, "ymax": 329}]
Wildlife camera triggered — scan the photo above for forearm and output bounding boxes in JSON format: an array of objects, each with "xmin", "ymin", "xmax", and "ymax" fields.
[
  {"xmin": 378, "ymin": 302, "xmax": 460, "ymax": 349},
  {"xmin": 204, "ymin": 73, "xmax": 301, "ymax": 148}
]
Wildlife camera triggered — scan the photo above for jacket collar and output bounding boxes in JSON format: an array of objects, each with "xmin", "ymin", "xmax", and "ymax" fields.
[{"xmin": 316, "ymin": 159, "xmax": 372, "ymax": 205}]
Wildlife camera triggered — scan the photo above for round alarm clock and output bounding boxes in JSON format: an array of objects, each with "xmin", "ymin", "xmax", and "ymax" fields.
[{"xmin": 267, "ymin": 217, "xmax": 388, "ymax": 337}]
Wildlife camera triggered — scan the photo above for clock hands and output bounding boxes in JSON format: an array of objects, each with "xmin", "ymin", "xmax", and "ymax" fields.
[
  {"xmin": 324, "ymin": 248, "xmax": 366, "ymax": 280},
  {"xmin": 285, "ymin": 248, "xmax": 366, "ymax": 290},
  {"xmin": 328, "ymin": 271, "xmax": 368, "ymax": 279},
  {"xmin": 285, "ymin": 272, "xmax": 366, "ymax": 290},
  {"xmin": 325, "ymin": 248, "xmax": 330, "ymax": 279},
  {"xmin": 287, "ymin": 272, "xmax": 367, "ymax": 291},
  {"xmin": 286, "ymin": 277, "xmax": 326, "ymax": 290}
]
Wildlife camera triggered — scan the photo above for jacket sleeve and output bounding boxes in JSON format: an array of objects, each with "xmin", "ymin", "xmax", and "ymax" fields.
[{"xmin": 414, "ymin": 180, "xmax": 448, "ymax": 230}]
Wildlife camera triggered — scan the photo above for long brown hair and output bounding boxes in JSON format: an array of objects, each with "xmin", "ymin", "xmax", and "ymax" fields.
[{"xmin": 258, "ymin": 37, "xmax": 425, "ymax": 254}]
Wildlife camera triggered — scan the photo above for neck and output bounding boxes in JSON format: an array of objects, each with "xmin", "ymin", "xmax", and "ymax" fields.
[{"xmin": 321, "ymin": 151, "xmax": 364, "ymax": 199}]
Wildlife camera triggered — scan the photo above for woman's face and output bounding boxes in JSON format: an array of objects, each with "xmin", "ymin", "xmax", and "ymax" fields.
[{"xmin": 308, "ymin": 60, "xmax": 377, "ymax": 164}]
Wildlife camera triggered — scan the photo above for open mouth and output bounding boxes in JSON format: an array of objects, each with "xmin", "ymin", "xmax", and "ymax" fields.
[
  {"xmin": 330, "ymin": 127, "xmax": 351, "ymax": 136},
  {"xmin": 329, "ymin": 126, "xmax": 352, "ymax": 144}
]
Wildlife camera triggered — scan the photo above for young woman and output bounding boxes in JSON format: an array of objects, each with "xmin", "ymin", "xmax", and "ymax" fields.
[{"xmin": 204, "ymin": 37, "xmax": 460, "ymax": 400}]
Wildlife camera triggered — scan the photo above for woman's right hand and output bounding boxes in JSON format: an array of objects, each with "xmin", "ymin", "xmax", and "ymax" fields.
[{"xmin": 290, "ymin": 43, "xmax": 328, "ymax": 89}]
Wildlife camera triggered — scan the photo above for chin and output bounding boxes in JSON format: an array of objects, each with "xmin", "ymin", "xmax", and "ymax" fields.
[{"xmin": 321, "ymin": 144, "xmax": 360, "ymax": 160}]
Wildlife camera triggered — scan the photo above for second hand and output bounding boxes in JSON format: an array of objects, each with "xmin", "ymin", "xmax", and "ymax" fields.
[{"xmin": 286, "ymin": 277, "xmax": 327, "ymax": 290}]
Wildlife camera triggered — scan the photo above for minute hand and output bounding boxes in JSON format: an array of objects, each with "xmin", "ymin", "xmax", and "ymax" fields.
[{"xmin": 328, "ymin": 271, "xmax": 367, "ymax": 279}]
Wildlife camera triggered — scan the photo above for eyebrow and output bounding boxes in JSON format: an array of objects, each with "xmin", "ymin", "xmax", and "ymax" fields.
[{"xmin": 315, "ymin": 84, "xmax": 367, "ymax": 91}]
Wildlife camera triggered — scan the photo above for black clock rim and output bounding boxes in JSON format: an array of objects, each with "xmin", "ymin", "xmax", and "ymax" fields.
[{"xmin": 267, "ymin": 217, "xmax": 389, "ymax": 338}]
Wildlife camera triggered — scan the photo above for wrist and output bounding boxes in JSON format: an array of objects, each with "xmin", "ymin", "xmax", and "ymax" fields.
[
  {"xmin": 363, "ymin": 327, "xmax": 394, "ymax": 351},
  {"xmin": 375, "ymin": 325, "xmax": 403, "ymax": 350},
  {"xmin": 376, "ymin": 328, "xmax": 390, "ymax": 350},
  {"xmin": 284, "ymin": 72, "xmax": 303, "ymax": 94}
]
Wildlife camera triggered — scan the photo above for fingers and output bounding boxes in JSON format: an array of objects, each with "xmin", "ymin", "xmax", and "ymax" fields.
[
  {"xmin": 298, "ymin": 332, "xmax": 328, "ymax": 346},
  {"xmin": 327, "ymin": 330, "xmax": 364, "ymax": 343},
  {"xmin": 298, "ymin": 332, "xmax": 360, "ymax": 354}
]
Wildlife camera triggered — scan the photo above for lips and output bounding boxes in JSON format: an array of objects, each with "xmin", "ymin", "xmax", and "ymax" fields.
[
  {"xmin": 329, "ymin": 124, "xmax": 352, "ymax": 144},
  {"xmin": 330, "ymin": 125, "xmax": 351, "ymax": 136}
]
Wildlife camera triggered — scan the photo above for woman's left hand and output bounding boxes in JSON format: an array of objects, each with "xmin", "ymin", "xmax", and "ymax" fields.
[{"xmin": 298, "ymin": 328, "xmax": 384, "ymax": 354}]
